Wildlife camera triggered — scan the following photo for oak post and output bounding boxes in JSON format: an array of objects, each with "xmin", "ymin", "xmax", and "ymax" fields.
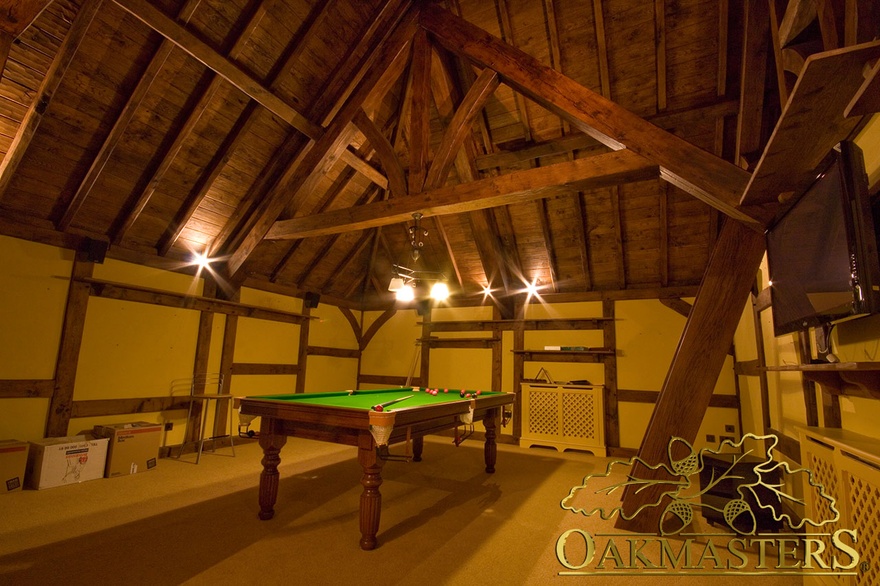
[{"xmin": 617, "ymin": 219, "xmax": 766, "ymax": 532}]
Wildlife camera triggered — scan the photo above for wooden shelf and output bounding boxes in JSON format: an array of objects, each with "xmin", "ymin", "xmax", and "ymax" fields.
[
  {"xmin": 420, "ymin": 336, "xmax": 500, "ymax": 348},
  {"xmin": 740, "ymin": 40, "xmax": 880, "ymax": 207},
  {"xmin": 761, "ymin": 362, "xmax": 880, "ymax": 399},
  {"xmin": 420, "ymin": 318, "xmax": 613, "ymax": 332},
  {"xmin": 513, "ymin": 348, "xmax": 614, "ymax": 362}
]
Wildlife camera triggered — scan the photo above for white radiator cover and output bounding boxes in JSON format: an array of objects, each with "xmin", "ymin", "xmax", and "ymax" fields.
[
  {"xmin": 520, "ymin": 383, "xmax": 605, "ymax": 456},
  {"xmin": 799, "ymin": 427, "xmax": 880, "ymax": 586}
]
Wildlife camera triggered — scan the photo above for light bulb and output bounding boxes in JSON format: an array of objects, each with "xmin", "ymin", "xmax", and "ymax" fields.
[
  {"xmin": 396, "ymin": 285, "xmax": 415, "ymax": 301},
  {"xmin": 430, "ymin": 282, "xmax": 449, "ymax": 300}
]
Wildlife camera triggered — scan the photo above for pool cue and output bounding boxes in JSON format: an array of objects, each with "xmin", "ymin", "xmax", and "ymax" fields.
[{"xmin": 372, "ymin": 395, "xmax": 414, "ymax": 411}]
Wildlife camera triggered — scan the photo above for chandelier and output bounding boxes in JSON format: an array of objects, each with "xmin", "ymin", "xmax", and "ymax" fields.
[{"xmin": 388, "ymin": 213, "xmax": 449, "ymax": 302}]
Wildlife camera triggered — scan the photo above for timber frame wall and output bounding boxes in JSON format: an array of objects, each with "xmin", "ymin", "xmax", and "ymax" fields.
[
  {"xmin": 3, "ymin": 246, "xmax": 744, "ymax": 460},
  {"xmin": 365, "ymin": 298, "xmax": 742, "ymax": 458}
]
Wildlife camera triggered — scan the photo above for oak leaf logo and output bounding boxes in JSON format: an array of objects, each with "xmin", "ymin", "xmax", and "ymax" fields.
[{"xmin": 559, "ymin": 433, "xmax": 839, "ymax": 535}]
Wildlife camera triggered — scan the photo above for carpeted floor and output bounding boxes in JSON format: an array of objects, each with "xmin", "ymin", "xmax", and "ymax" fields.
[{"xmin": 0, "ymin": 437, "xmax": 805, "ymax": 585}]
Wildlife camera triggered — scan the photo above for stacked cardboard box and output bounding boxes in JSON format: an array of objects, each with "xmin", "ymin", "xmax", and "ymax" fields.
[
  {"xmin": 93, "ymin": 421, "xmax": 161, "ymax": 477},
  {"xmin": 26, "ymin": 435, "xmax": 109, "ymax": 490},
  {"xmin": 0, "ymin": 440, "xmax": 29, "ymax": 493}
]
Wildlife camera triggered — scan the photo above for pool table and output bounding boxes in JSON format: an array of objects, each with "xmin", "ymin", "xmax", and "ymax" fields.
[{"xmin": 238, "ymin": 387, "xmax": 514, "ymax": 550}]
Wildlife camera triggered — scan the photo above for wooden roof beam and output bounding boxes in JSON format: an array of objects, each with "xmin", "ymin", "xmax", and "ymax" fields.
[
  {"xmin": 320, "ymin": 230, "xmax": 375, "ymax": 293},
  {"xmin": 267, "ymin": 149, "xmax": 659, "ymax": 239},
  {"xmin": 56, "ymin": 0, "xmax": 204, "ymax": 233},
  {"xmin": 659, "ymin": 182, "xmax": 670, "ymax": 287},
  {"xmin": 110, "ymin": 1, "xmax": 271, "ymax": 246},
  {"xmin": 496, "ymin": 0, "xmax": 532, "ymax": 143},
  {"xmin": 574, "ymin": 192, "xmax": 593, "ymax": 290},
  {"xmin": 610, "ymin": 186, "xmax": 625, "ymax": 288},
  {"xmin": 592, "ymin": 0, "xmax": 612, "ymax": 99},
  {"xmin": 224, "ymin": 6, "xmax": 419, "ymax": 276},
  {"xmin": 0, "ymin": 0, "xmax": 54, "ymax": 37},
  {"xmin": 535, "ymin": 199, "xmax": 558, "ymax": 292},
  {"xmin": 158, "ymin": 0, "xmax": 335, "ymax": 256},
  {"xmin": 0, "ymin": 0, "xmax": 101, "ymax": 202},
  {"xmin": 111, "ymin": 0, "xmax": 386, "ymax": 192},
  {"xmin": 654, "ymin": 0, "xmax": 667, "ymax": 112},
  {"xmin": 427, "ymin": 41, "xmax": 513, "ymax": 296},
  {"xmin": 736, "ymin": 0, "xmax": 772, "ymax": 169},
  {"xmin": 473, "ymin": 99, "xmax": 741, "ymax": 171},
  {"xmin": 408, "ymin": 27, "xmax": 432, "ymax": 195},
  {"xmin": 419, "ymin": 3, "xmax": 759, "ymax": 226},
  {"xmin": 425, "ymin": 68, "xmax": 499, "ymax": 189},
  {"xmin": 218, "ymin": 2, "xmax": 411, "ymax": 259},
  {"xmin": 353, "ymin": 110, "xmax": 407, "ymax": 198}
]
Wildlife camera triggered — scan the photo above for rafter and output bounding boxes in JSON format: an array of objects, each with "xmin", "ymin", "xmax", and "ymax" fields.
[
  {"xmin": 496, "ymin": 0, "xmax": 532, "ymax": 143},
  {"xmin": 408, "ymin": 27, "xmax": 432, "ymax": 194},
  {"xmin": 426, "ymin": 68, "xmax": 499, "ymax": 188},
  {"xmin": 0, "ymin": 0, "xmax": 54, "ymax": 37},
  {"xmin": 215, "ymin": 0, "xmax": 411, "ymax": 262},
  {"xmin": 535, "ymin": 199, "xmax": 558, "ymax": 292},
  {"xmin": 654, "ymin": 0, "xmax": 667, "ymax": 112},
  {"xmin": 56, "ymin": 0, "xmax": 202, "ymax": 232},
  {"xmin": 609, "ymin": 186, "xmax": 625, "ymax": 288},
  {"xmin": 158, "ymin": 0, "xmax": 335, "ymax": 256},
  {"xmin": 426, "ymin": 44, "xmax": 499, "ymax": 292},
  {"xmin": 427, "ymin": 38, "xmax": 515, "ymax": 296},
  {"xmin": 592, "ymin": 0, "xmax": 611, "ymax": 99},
  {"xmin": 353, "ymin": 110, "xmax": 407, "ymax": 198},
  {"xmin": 0, "ymin": 0, "xmax": 101, "ymax": 202},
  {"xmin": 574, "ymin": 192, "xmax": 592, "ymax": 289},
  {"xmin": 320, "ymin": 230, "xmax": 375, "ymax": 292},
  {"xmin": 110, "ymin": 1, "xmax": 270, "ymax": 245},
  {"xmin": 659, "ymin": 181, "xmax": 670, "ymax": 287},
  {"xmin": 224, "ymin": 4, "xmax": 419, "ymax": 276},
  {"xmin": 111, "ymin": 0, "xmax": 385, "ymax": 191}
]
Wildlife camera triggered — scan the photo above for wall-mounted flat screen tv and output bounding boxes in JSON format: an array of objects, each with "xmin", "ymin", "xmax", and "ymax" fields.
[{"xmin": 766, "ymin": 140, "xmax": 880, "ymax": 337}]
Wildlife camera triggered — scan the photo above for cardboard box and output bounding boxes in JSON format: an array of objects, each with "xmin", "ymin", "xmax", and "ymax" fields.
[
  {"xmin": 0, "ymin": 440, "xmax": 29, "ymax": 493},
  {"xmin": 93, "ymin": 422, "xmax": 161, "ymax": 477},
  {"xmin": 26, "ymin": 435, "xmax": 109, "ymax": 490}
]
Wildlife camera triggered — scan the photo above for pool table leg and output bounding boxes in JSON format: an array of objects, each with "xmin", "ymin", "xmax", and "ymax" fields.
[
  {"xmin": 358, "ymin": 433, "xmax": 386, "ymax": 550},
  {"xmin": 412, "ymin": 436, "xmax": 423, "ymax": 462},
  {"xmin": 257, "ymin": 417, "xmax": 288, "ymax": 521},
  {"xmin": 483, "ymin": 408, "xmax": 498, "ymax": 473}
]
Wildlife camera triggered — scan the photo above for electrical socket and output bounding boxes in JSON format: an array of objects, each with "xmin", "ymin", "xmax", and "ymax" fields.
[
  {"xmin": 164, "ymin": 422, "xmax": 173, "ymax": 431},
  {"xmin": 706, "ymin": 434, "xmax": 716, "ymax": 443},
  {"xmin": 724, "ymin": 424, "xmax": 735, "ymax": 433},
  {"xmin": 720, "ymin": 435, "xmax": 734, "ymax": 443}
]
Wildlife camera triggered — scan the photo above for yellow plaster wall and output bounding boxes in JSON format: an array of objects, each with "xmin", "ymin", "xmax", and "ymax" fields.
[
  {"xmin": 0, "ymin": 236, "xmax": 72, "ymax": 379},
  {"xmin": 235, "ymin": 288, "xmax": 301, "ymax": 365},
  {"xmin": 65, "ymin": 260, "xmax": 207, "ymax": 437},
  {"xmin": 425, "ymin": 305, "xmax": 495, "ymax": 389},
  {"xmin": 0, "ymin": 237, "xmax": 72, "ymax": 440},
  {"xmin": 360, "ymin": 309, "xmax": 421, "ymax": 383},
  {"xmin": 614, "ymin": 299, "xmax": 740, "ymax": 451},
  {"xmin": 302, "ymin": 304, "xmax": 360, "ymax": 393},
  {"xmin": 0, "ymin": 239, "xmax": 359, "ymax": 441}
]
